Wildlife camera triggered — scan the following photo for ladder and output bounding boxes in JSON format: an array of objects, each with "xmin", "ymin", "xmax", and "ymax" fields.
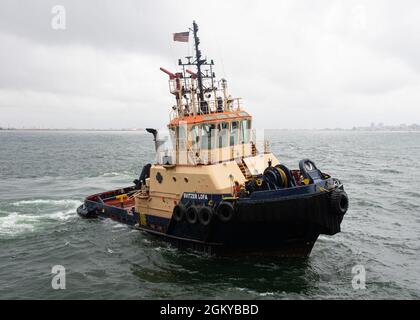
[
  {"xmin": 251, "ymin": 142, "xmax": 257, "ymax": 156},
  {"xmin": 238, "ymin": 159, "xmax": 252, "ymax": 179}
]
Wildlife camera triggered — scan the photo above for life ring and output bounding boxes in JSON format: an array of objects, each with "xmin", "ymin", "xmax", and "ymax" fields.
[
  {"xmin": 198, "ymin": 206, "xmax": 214, "ymax": 226},
  {"xmin": 172, "ymin": 203, "xmax": 186, "ymax": 222},
  {"xmin": 216, "ymin": 201, "xmax": 235, "ymax": 223},
  {"xmin": 186, "ymin": 206, "xmax": 199, "ymax": 224},
  {"xmin": 330, "ymin": 189, "xmax": 349, "ymax": 215}
]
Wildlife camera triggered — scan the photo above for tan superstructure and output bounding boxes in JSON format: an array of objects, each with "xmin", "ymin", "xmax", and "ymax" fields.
[{"xmin": 135, "ymin": 153, "xmax": 279, "ymax": 219}]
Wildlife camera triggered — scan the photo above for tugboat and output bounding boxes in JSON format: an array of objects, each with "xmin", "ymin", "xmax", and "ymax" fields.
[{"xmin": 77, "ymin": 21, "xmax": 349, "ymax": 257}]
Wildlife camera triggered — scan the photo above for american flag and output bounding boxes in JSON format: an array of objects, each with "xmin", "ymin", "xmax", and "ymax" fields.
[{"xmin": 173, "ymin": 31, "xmax": 189, "ymax": 42}]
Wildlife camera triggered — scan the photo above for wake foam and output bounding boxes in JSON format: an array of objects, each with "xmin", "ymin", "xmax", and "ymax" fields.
[
  {"xmin": 0, "ymin": 199, "xmax": 81, "ymax": 237},
  {"xmin": 12, "ymin": 199, "xmax": 81, "ymax": 207}
]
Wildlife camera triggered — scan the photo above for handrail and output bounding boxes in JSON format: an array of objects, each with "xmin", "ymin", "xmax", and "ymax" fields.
[{"xmin": 169, "ymin": 98, "xmax": 243, "ymax": 121}]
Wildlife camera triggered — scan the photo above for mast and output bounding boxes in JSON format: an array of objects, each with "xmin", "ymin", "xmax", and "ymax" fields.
[
  {"xmin": 192, "ymin": 21, "xmax": 205, "ymax": 111},
  {"xmin": 168, "ymin": 21, "xmax": 219, "ymax": 115},
  {"xmin": 193, "ymin": 21, "xmax": 204, "ymax": 104}
]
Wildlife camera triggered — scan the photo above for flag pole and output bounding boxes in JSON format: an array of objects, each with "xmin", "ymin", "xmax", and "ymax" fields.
[{"xmin": 192, "ymin": 21, "xmax": 205, "ymax": 112}]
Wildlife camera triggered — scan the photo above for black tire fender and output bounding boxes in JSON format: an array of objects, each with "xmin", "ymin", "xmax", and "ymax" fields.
[
  {"xmin": 76, "ymin": 204, "xmax": 89, "ymax": 217},
  {"xmin": 172, "ymin": 203, "xmax": 186, "ymax": 222},
  {"xmin": 216, "ymin": 201, "xmax": 235, "ymax": 223},
  {"xmin": 186, "ymin": 205, "xmax": 199, "ymax": 224},
  {"xmin": 77, "ymin": 203, "xmax": 99, "ymax": 219},
  {"xmin": 330, "ymin": 189, "xmax": 349, "ymax": 215},
  {"xmin": 198, "ymin": 206, "xmax": 214, "ymax": 226}
]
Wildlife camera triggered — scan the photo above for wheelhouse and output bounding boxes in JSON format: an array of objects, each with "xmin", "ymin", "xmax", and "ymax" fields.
[{"xmin": 166, "ymin": 110, "xmax": 255, "ymax": 165}]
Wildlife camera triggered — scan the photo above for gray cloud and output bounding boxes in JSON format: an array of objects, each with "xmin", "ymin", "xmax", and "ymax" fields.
[{"xmin": 0, "ymin": 0, "xmax": 419, "ymax": 129}]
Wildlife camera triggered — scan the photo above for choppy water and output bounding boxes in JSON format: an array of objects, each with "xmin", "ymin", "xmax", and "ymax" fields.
[{"xmin": 0, "ymin": 130, "xmax": 419, "ymax": 299}]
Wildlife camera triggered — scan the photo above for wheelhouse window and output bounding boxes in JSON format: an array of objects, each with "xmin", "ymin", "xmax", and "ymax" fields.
[
  {"xmin": 188, "ymin": 118, "xmax": 251, "ymax": 151},
  {"xmin": 177, "ymin": 125, "xmax": 186, "ymax": 150},
  {"xmin": 191, "ymin": 125, "xmax": 200, "ymax": 150},
  {"xmin": 201, "ymin": 123, "xmax": 216, "ymax": 150},
  {"xmin": 169, "ymin": 126, "xmax": 176, "ymax": 149},
  {"xmin": 241, "ymin": 119, "xmax": 251, "ymax": 144},
  {"xmin": 230, "ymin": 121, "xmax": 239, "ymax": 146},
  {"xmin": 217, "ymin": 122, "xmax": 229, "ymax": 148}
]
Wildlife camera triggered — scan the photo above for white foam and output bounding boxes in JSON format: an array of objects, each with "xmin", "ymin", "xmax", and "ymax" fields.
[
  {"xmin": 259, "ymin": 292, "xmax": 275, "ymax": 297},
  {"xmin": 101, "ymin": 171, "xmax": 132, "ymax": 177},
  {"xmin": 0, "ymin": 209, "xmax": 76, "ymax": 237},
  {"xmin": 112, "ymin": 223, "xmax": 129, "ymax": 229},
  {"xmin": 0, "ymin": 199, "xmax": 80, "ymax": 237},
  {"xmin": 46, "ymin": 209, "xmax": 77, "ymax": 221},
  {"xmin": 0, "ymin": 212, "xmax": 37, "ymax": 236},
  {"xmin": 101, "ymin": 172, "xmax": 121, "ymax": 177},
  {"xmin": 12, "ymin": 199, "xmax": 80, "ymax": 207}
]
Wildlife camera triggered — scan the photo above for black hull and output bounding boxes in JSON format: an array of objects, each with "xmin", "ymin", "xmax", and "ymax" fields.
[
  {"xmin": 140, "ymin": 227, "xmax": 317, "ymax": 257},
  {"xmin": 165, "ymin": 191, "xmax": 341, "ymax": 256},
  {"xmin": 77, "ymin": 187, "xmax": 346, "ymax": 257}
]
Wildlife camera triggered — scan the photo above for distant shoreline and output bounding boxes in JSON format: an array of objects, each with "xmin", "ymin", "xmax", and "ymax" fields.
[
  {"xmin": 1, "ymin": 128, "xmax": 419, "ymax": 132},
  {"xmin": 0, "ymin": 128, "xmax": 145, "ymax": 132}
]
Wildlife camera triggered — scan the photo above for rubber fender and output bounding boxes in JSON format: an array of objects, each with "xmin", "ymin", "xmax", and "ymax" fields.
[
  {"xmin": 216, "ymin": 201, "xmax": 235, "ymax": 223},
  {"xmin": 198, "ymin": 206, "xmax": 214, "ymax": 226},
  {"xmin": 330, "ymin": 189, "xmax": 349, "ymax": 216},
  {"xmin": 76, "ymin": 203, "xmax": 98, "ymax": 219},
  {"xmin": 172, "ymin": 203, "xmax": 186, "ymax": 222},
  {"xmin": 76, "ymin": 204, "xmax": 89, "ymax": 217},
  {"xmin": 186, "ymin": 205, "xmax": 199, "ymax": 224}
]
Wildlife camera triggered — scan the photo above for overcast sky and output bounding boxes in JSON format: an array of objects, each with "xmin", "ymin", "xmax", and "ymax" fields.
[{"xmin": 0, "ymin": 0, "xmax": 419, "ymax": 129}]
